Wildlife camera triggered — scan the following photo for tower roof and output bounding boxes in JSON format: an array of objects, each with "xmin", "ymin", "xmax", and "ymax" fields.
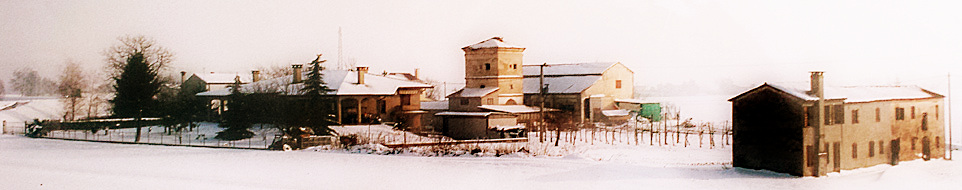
[{"xmin": 462, "ymin": 37, "xmax": 524, "ymax": 50}]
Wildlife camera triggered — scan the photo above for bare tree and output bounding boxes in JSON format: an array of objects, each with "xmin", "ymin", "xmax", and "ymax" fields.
[
  {"xmin": 256, "ymin": 64, "xmax": 293, "ymax": 80},
  {"xmin": 58, "ymin": 60, "xmax": 88, "ymax": 121},
  {"xmin": 104, "ymin": 35, "xmax": 174, "ymax": 80},
  {"xmin": 0, "ymin": 79, "xmax": 5, "ymax": 99},
  {"xmin": 419, "ymin": 77, "xmax": 446, "ymax": 101},
  {"xmin": 10, "ymin": 68, "xmax": 50, "ymax": 96}
]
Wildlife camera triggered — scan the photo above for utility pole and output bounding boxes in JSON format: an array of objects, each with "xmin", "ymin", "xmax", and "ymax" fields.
[
  {"xmin": 540, "ymin": 63, "xmax": 547, "ymax": 143},
  {"xmin": 949, "ymin": 73, "xmax": 953, "ymax": 160},
  {"xmin": 338, "ymin": 27, "xmax": 343, "ymax": 70}
]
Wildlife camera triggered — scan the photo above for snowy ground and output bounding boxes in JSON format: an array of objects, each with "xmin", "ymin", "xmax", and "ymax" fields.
[{"xmin": 3, "ymin": 134, "xmax": 961, "ymax": 190}]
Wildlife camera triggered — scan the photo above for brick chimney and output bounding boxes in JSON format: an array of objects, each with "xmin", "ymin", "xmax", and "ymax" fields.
[
  {"xmin": 414, "ymin": 68, "xmax": 419, "ymax": 79},
  {"xmin": 292, "ymin": 64, "xmax": 303, "ymax": 84},
  {"xmin": 810, "ymin": 71, "xmax": 824, "ymax": 98},
  {"xmin": 357, "ymin": 66, "xmax": 369, "ymax": 84},
  {"xmin": 251, "ymin": 70, "xmax": 261, "ymax": 82}
]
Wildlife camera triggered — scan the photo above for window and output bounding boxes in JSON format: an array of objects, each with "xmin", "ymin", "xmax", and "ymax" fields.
[
  {"xmin": 484, "ymin": 63, "xmax": 491, "ymax": 70},
  {"xmin": 922, "ymin": 113, "xmax": 928, "ymax": 131},
  {"xmin": 615, "ymin": 80, "xmax": 622, "ymax": 89},
  {"xmin": 804, "ymin": 106, "xmax": 812, "ymax": 127},
  {"xmin": 833, "ymin": 105, "xmax": 844, "ymax": 124},
  {"xmin": 852, "ymin": 109, "xmax": 859, "ymax": 124},
  {"xmin": 806, "ymin": 145, "xmax": 816, "ymax": 166},
  {"xmin": 936, "ymin": 136, "xmax": 941, "ymax": 149},
  {"xmin": 869, "ymin": 141, "xmax": 875, "ymax": 157},
  {"xmin": 509, "ymin": 84, "xmax": 513, "ymax": 89},
  {"xmin": 401, "ymin": 94, "xmax": 411, "ymax": 106},
  {"xmin": 852, "ymin": 143, "xmax": 858, "ymax": 158},
  {"xmin": 875, "ymin": 108, "xmax": 880, "ymax": 122},
  {"xmin": 486, "ymin": 98, "xmax": 494, "ymax": 104},
  {"xmin": 936, "ymin": 105, "xmax": 940, "ymax": 119},
  {"xmin": 512, "ymin": 64, "xmax": 517, "ymax": 69},
  {"xmin": 911, "ymin": 106, "xmax": 916, "ymax": 119},
  {"xmin": 460, "ymin": 98, "xmax": 469, "ymax": 105},
  {"xmin": 480, "ymin": 85, "xmax": 486, "ymax": 88},
  {"xmin": 824, "ymin": 106, "xmax": 832, "ymax": 125},
  {"xmin": 879, "ymin": 141, "xmax": 884, "ymax": 154},
  {"xmin": 912, "ymin": 137, "xmax": 918, "ymax": 150},
  {"xmin": 895, "ymin": 107, "xmax": 905, "ymax": 120}
]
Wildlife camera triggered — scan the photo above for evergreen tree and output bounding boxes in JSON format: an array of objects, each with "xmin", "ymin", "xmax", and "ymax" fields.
[
  {"xmin": 216, "ymin": 77, "xmax": 254, "ymax": 140},
  {"xmin": 111, "ymin": 52, "xmax": 161, "ymax": 118},
  {"xmin": 298, "ymin": 54, "xmax": 335, "ymax": 135}
]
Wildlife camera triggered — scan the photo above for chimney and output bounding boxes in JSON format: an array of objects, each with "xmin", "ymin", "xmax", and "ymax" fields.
[
  {"xmin": 810, "ymin": 71, "xmax": 824, "ymax": 98},
  {"xmin": 180, "ymin": 71, "xmax": 186, "ymax": 84},
  {"xmin": 414, "ymin": 68, "xmax": 420, "ymax": 79},
  {"xmin": 251, "ymin": 70, "xmax": 261, "ymax": 82},
  {"xmin": 356, "ymin": 66, "xmax": 369, "ymax": 84},
  {"xmin": 292, "ymin": 64, "xmax": 303, "ymax": 84}
]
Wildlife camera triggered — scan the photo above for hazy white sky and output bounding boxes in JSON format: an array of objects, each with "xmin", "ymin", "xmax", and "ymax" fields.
[{"xmin": 3, "ymin": 0, "xmax": 962, "ymax": 90}]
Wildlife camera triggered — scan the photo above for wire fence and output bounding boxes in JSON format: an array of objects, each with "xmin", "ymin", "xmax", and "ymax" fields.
[{"xmin": 40, "ymin": 125, "xmax": 279, "ymax": 150}]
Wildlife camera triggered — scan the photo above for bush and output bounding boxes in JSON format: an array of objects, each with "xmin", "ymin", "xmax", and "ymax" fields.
[{"xmin": 214, "ymin": 128, "xmax": 254, "ymax": 141}]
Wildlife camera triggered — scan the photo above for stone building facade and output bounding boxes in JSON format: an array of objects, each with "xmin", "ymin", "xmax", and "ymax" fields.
[{"xmin": 728, "ymin": 72, "xmax": 945, "ymax": 176}]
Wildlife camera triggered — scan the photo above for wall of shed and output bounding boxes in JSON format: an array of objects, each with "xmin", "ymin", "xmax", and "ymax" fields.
[{"xmin": 731, "ymin": 88, "xmax": 805, "ymax": 176}]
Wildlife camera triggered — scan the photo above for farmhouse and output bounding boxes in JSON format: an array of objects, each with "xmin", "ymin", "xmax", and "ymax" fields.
[
  {"xmin": 521, "ymin": 62, "xmax": 635, "ymax": 123},
  {"xmin": 434, "ymin": 37, "xmax": 637, "ymax": 139},
  {"xmin": 183, "ymin": 72, "xmax": 254, "ymax": 92},
  {"xmin": 728, "ymin": 72, "xmax": 945, "ymax": 176},
  {"xmin": 196, "ymin": 65, "xmax": 433, "ymax": 129}
]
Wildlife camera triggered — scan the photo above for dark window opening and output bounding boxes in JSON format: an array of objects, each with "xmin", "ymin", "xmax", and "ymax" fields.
[
  {"xmin": 896, "ymin": 107, "xmax": 905, "ymax": 120},
  {"xmin": 869, "ymin": 141, "xmax": 875, "ymax": 157},
  {"xmin": 615, "ymin": 80, "xmax": 622, "ymax": 89},
  {"xmin": 852, "ymin": 143, "xmax": 858, "ymax": 158},
  {"xmin": 833, "ymin": 105, "xmax": 844, "ymax": 124},
  {"xmin": 824, "ymin": 106, "xmax": 832, "ymax": 125},
  {"xmin": 879, "ymin": 140, "xmax": 884, "ymax": 154},
  {"xmin": 400, "ymin": 95, "xmax": 411, "ymax": 106},
  {"xmin": 485, "ymin": 63, "xmax": 491, "ymax": 70},
  {"xmin": 852, "ymin": 109, "xmax": 859, "ymax": 124},
  {"xmin": 911, "ymin": 106, "xmax": 916, "ymax": 119},
  {"xmin": 875, "ymin": 108, "xmax": 880, "ymax": 122},
  {"xmin": 922, "ymin": 113, "xmax": 929, "ymax": 131},
  {"xmin": 936, "ymin": 105, "xmax": 940, "ymax": 119},
  {"xmin": 480, "ymin": 85, "xmax": 486, "ymax": 88},
  {"xmin": 936, "ymin": 136, "xmax": 941, "ymax": 149}
]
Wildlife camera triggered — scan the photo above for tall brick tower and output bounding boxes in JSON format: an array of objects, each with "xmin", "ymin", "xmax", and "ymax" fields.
[{"xmin": 460, "ymin": 37, "xmax": 525, "ymax": 106}]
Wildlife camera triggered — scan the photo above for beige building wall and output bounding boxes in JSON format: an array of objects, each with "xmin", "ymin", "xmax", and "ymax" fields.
[
  {"xmin": 802, "ymin": 98, "xmax": 945, "ymax": 176},
  {"xmin": 579, "ymin": 63, "xmax": 635, "ymax": 122},
  {"xmin": 463, "ymin": 46, "xmax": 525, "ymax": 105}
]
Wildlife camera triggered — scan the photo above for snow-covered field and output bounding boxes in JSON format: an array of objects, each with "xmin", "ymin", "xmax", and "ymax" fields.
[{"xmin": 2, "ymin": 134, "xmax": 961, "ymax": 190}]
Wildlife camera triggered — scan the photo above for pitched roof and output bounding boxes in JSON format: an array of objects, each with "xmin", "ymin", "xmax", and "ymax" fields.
[
  {"xmin": 196, "ymin": 69, "xmax": 432, "ymax": 96},
  {"xmin": 477, "ymin": 105, "xmax": 551, "ymax": 114},
  {"xmin": 522, "ymin": 62, "xmax": 619, "ymax": 77},
  {"xmin": 420, "ymin": 101, "xmax": 449, "ymax": 110},
  {"xmin": 522, "ymin": 75, "xmax": 600, "ymax": 94},
  {"xmin": 446, "ymin": 87, "xmax": 499, "ymax": 98},
  {"xmin": 193, "ymin": 72, "xmax": 252, "ymax": 84},
  {"xmin": 729, "ymin": 83, "xmax": 944, "ymax": 103},
  {"xmin": 462, "ymin": 37, "xmax": 524, "ymax": 50}
]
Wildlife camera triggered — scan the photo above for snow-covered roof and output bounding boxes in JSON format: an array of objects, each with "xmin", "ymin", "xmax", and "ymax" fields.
[
  {"xmin": 421, "ymin": 101, "xmax": 449, "ymax": 110},
  {"xmin": 385, "ymin": 73, "xmax": 420, "ymax": 81},
  {"xmin": 602, "ymin": 109, "xmax": 631, "ymax": 117},
  {"xmin": 197, "ymin": 69, "xmax": 432, "ymax": 96},
  {"xmin": 462, "ymin": 37, "xmax": 524, "ymax": 50},
  {"xmin": 522, "ymin": 62, "xmax": 617, "ymax": 77},
  {"xmin": 522, "ymin": 76, "xmax": 600, "ymax": 94},
  {"xmin": 614, "ymin": 99, "xmax": 654, "ymax": 104},
  {"xmin": 446, "ymin": 87, "xmax": 499, "ymax": 98},
  {"xmin": 730, "ymin": 83, "xmax": 944, "ymax": 103},
  {"xmin": 478, "ymin": 105, "xmax": 546, "ymax": 114},
  {"xmin": 193, "ymin": 72, "xmax": 252, "ymax": 84}
]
